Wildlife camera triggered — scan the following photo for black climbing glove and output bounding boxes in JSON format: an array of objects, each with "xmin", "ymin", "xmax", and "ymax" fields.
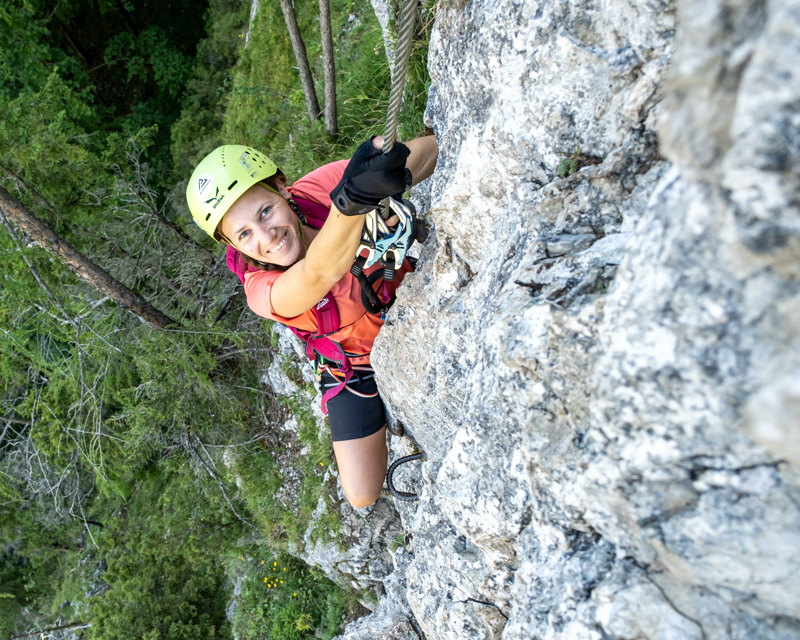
[{"xmin": 330, "ymin": 137, "xmax": 412, "ymax": 216}]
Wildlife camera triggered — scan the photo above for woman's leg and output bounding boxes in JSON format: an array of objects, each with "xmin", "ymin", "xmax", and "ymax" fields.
[
  {"xmin": 322, "ymin": 370, "xmax": 388, "ymax": 508},
  {"xmin": 332, "ymin": 427, "xmax": 388, "ymax": 508}
]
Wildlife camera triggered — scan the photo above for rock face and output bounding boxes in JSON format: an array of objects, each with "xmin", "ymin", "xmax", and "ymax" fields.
[{"xmin": 336, "ymin": 0, "xmax": 800, "ymax": 637}]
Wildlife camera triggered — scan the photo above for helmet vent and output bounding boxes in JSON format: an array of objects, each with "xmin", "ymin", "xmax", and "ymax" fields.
[
  {"xmin": 228, "ymin": 180, "xmax": 238, "ymax": 190},
  {"xmin": 205, "ymin": 213, "xmax": 211, "ymax": 221}
]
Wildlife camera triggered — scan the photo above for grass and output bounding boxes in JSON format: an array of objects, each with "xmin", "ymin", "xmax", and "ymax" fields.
[
  {"xmin": 280, "ymin": 355, "xmax": 307, "ymax": 387},
  {"xmin": 229, "ymin": 378, "xmax": 339, "ymax": 545},
  {"xmin": 224, "ymin": 383, "xmax": 358, "ymax": 637},
  {"xmin": 390, "ymin": 533, "xmax": 406, "ymax": 552},
  {"xmin": 557, "ymin": 140, "xmax": 603, "ymax": 178},
  {"xmin": 228, "ymin": 547, "xmax": 366, "ymax": 640}
]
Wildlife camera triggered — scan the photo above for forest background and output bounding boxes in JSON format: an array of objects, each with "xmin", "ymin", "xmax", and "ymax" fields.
[{"xmin": 0, "ymin": 0, "xmax": 431, "ymax": 636}]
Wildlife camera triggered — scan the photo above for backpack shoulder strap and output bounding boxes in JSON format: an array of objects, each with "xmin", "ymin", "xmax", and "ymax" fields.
[
  {"xmin": 291, "ymin": 196, "xmax": 330, "ymax": 230},
  {"xmin": 311, "ymin": 293, "xmax": 339, "ymax": 335}
]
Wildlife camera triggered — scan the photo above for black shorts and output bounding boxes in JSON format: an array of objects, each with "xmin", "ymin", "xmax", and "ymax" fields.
[{"xmin": 320, "ymin": 370, "xmax": 386, "ymax": 442}]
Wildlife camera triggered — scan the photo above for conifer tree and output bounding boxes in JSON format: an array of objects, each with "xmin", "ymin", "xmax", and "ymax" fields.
[
  {"xmin": 0, "ymin": 187, "xmax": 176, "ymax": 329},
  {"xmin": 278, "ymin": 0, "xmax": 322, "ymax": 123},
  {"xmin": 319, "ymin": 0, "xmax": 337, "ymax": 136}
]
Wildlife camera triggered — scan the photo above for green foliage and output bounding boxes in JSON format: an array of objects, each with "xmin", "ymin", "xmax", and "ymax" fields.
[
  {"xmin": 230, "ymin": 550, "xmax": 361, "ymax": 640},
  {"xmin": 170, "ymin": 0, "xmax": 250, "ymax": 177},
  {"xmin": 0, "ymin": 550, "xmax": 64, "ymax": 637},
  {"xmin": 0, "ymin": 0, "xmax": 434, "ymax": 635},
  {"xmin": 104, "ymin": 26, "xmax": 192, "ymax": 98},
  {"xmin": 0, "ymin": 499, "xmax": 85, "ymax": 638},
  {"xmin": 85, "ymin": 463, "xmax": 240, "ymax": 639},
  {"xmin": 0, "ymin": 1, "xmax": 88, "ymax": 101},
  {"xmin": 117, "ymin": 325, "xmax": 257, "ymax": 462},
  {"xmin": 390, "ymin": 532, "xmax": 406, "ymax": 551},
  {"xmin": 231, "ymin": 405, "xmax": 339, "ymax": 551},
  {"xmin": 0, "ymin": 68, "xmax": 103, "ymax": 227},
  {"xmin": 557, "ymin": 140, "xmax": 603, "ymax": 178}
]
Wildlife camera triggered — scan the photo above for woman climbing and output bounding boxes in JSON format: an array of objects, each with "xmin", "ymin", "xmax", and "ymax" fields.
[{"xmin": 186, "ymin": 134, "xmax": 438, "ymax": 508}]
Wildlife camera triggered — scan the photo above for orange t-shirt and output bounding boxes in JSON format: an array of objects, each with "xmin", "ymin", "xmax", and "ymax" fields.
[
  {"xmin": 243, "ymin": 160, "xmax": 413, "ymax": 366},
  {"xmin": 287, "ymin": 159, "xmax": 348, "ymax": 205}
]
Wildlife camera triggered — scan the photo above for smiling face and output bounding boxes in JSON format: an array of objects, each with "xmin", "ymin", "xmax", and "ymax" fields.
[{"xmin": 218, "ymin": 182, "xmax": 305, "ymax": 267}]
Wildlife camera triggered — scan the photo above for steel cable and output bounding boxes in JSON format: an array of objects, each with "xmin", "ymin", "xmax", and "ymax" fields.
[
  {"xmin": 362, "ymin": 0, "xmax": 428, "ymax": 504},
  {"xmin": 376, "ymin": 0, "xmax": 418, "ymax": 219},
  {"xmin": 382, "ymin": 0, "xmax": 418, "ymax": 154}
]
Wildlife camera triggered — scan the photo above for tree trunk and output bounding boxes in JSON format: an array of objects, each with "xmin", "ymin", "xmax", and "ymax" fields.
[
  {"xmin": 8, "ymin": 621, "xmax": 90, "ymax": 640},
  {"xmin": 59, "ymin": 22, "xmax": 91, "ymax": 67},
  {"xmin": 1, "ymin": 417, "xmax": 33, "ymax": 426},
  {"xmin": 1, "ymin": 164, "xmax": 215, "ymax": 268},
  {"xmin": 278, "ymin": 0, "xmax": 321, "ymax": 123},
  {"xmin": 318, "ymin": 0, "xmax": 337, "ymax": 136},
  {"xmin": 0, "ymin": 186, "xmax": 177, "ymax": 329}
]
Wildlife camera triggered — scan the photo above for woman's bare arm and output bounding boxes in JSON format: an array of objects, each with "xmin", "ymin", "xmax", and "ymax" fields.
[
  {"xmin": 405, "ymin": 135, "xmax": 439, "ymax": 186},
  {"xmin": 269, "ymin": 203, "xmax": 367, "ymax": 318},
  {"xmin": 270, "ymin": 135, "xmax": 439, "ymax": 318}
]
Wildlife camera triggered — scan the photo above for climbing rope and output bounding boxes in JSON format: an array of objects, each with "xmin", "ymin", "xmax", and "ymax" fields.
[{"xmin": 385, "ymin": 452, "xmax": 425, "ymax": 501}]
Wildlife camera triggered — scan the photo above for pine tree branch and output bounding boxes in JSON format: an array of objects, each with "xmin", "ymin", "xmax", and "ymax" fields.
[
  {"xmin": 0, "ymin": 417, "xmax": 32, "ymax": 426},
  {"xmin": 7, "ymin": 621, "xmax": 90, "ymax": 639},
  {"xmin": 118, "ymin": 136, "xmax": 216, "ymax": 267},
  {"xmin": 0, "ymin": 206, "xmax": 79, "ymax": 330},
  {"xmin": 0, "ymin": 165, "xmax": 61, "ymax": 219},
  {"xmin": 186, "ymin": 433, "xmax": 255, "ymax": 529},
  {"xmin": 0, "ymin": 186, "xmax": 177, "ymax": 329}
]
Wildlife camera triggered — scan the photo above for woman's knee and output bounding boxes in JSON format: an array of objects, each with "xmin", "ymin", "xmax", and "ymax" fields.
[{"xmin": 342, "ymin": 483, "xmax": 382, "ymax": 508}]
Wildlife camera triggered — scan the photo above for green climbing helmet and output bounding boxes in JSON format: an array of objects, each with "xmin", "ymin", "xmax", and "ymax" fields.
[{"xmin": 186, "ymin": 145, "xmax": 279, "ymax": 240}]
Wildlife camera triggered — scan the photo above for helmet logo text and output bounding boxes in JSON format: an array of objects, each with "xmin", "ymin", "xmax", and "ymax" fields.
[{"xmin": 204, "ymin": 187, "xmax": 226, "ymax": 209}]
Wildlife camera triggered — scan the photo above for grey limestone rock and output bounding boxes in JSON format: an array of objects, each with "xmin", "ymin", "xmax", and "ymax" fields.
[
  {"xmin": 344, "ymin": 0, "xmax": 800, "ymax": 637},
  {"xmin": 369, "ymin": 0, "xmax": 395, "ymax": 62},
  {"xmin": 335, "ymin": 548, "xmax": 422, "ymax": 640}
]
